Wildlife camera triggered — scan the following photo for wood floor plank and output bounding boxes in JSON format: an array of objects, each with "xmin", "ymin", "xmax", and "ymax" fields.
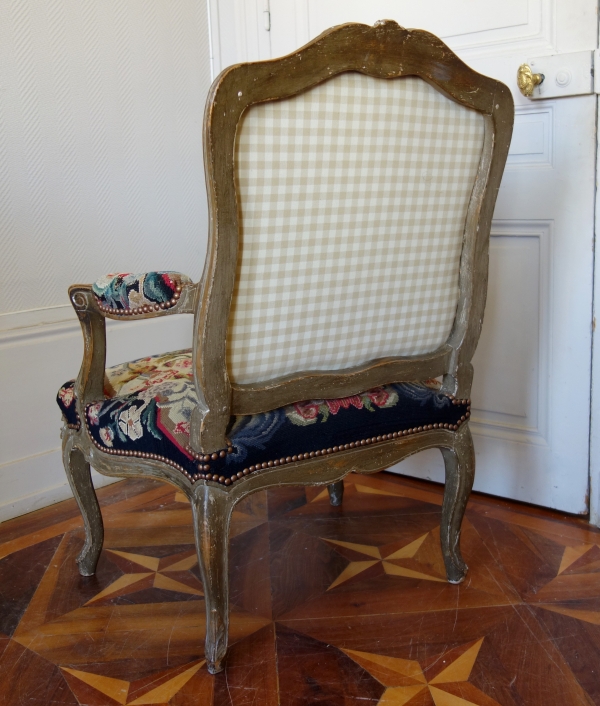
[
  {"xmin": 212, "ymin": 625, "xmax": 278, "ymax": 706},
  {"xmin": 0, "ymin": 535, "xmax": 63, "ymax": 637},
  {"xmin": 275, "ymin": 624, "xmax": 385, "ymax": 705},
  {"xmin": 1, "ymin": 472, "xmax": 599, "ymax": 704},
  {"xmin": 0, "ymin": 640, "xmax": 78, "ymax": 705},
  {"xmin": 467, "ymin": 502, "xmax": 600, "ymax": 547}
]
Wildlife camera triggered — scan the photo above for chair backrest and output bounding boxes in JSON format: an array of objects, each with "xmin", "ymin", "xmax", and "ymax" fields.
[
  {"xmin": 191, "ymin": 20, "xmax": 513, "ymax": 453},
  {"xmin": 230, "ymin": 72, "xmax": 484, "ymax": 385}
]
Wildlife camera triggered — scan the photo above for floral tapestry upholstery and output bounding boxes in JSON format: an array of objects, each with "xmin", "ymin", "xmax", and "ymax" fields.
[
  {"xmin": 57, "ymin": 351, "xmax": 470, "ymax": 487},
  {"xmin": 92, "ymin": 272, "xmax": 192, "ymax": 313},
  {"xmin": 57, "ymin": 381, "xmax": 80, "ymax": 429}
]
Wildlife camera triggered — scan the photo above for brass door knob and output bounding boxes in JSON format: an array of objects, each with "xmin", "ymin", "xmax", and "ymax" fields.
[{"xmin": 517, "ymin": 64, "xmax": 544, "ymax": 97}]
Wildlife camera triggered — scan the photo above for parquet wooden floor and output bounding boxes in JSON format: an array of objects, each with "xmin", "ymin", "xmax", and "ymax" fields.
[{"xmin": 1, "ymin": 471, "xmax": 599, "ymax": 705}]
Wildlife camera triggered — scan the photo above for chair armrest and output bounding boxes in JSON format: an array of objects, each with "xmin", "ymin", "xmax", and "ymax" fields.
[
  {"xmin": 68, "ymin": 273, "xmax": 197, "ymax": 415},
  {"xmin": 69, "ymin": 285, "xmax": 108, "ymax": 415},
  {"xmin": 92, "ymin": 271, "xmax": 196, "ymax": 317}
]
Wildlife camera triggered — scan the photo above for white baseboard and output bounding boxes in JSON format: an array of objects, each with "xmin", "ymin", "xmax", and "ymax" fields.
[{"xmin": 0, "ymin": 448, "xmax": 121, "ymax": 523}]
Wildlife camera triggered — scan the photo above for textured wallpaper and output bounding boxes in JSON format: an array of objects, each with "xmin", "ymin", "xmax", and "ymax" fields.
[{"xmin": 0, "ymin": 0, "xmax": 212, "ymax": 314}]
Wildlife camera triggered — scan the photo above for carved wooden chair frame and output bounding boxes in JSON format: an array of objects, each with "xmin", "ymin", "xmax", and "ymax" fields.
[{"xmin": 62, "ymin": 20, "xmax": 513, "ymax": 674}]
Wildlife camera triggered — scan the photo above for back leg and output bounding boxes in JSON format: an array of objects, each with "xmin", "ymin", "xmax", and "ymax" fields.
[
  {"xmin": 327, "ymin": 480, "xmax": 344, "ymax": 506},
  {"xmin": 62, "ymin": 435, "xmax": 104, "ymax": 576},
  {"xmin": 440, "ymin": 426, "xmax": 475, "ymax": 584}
]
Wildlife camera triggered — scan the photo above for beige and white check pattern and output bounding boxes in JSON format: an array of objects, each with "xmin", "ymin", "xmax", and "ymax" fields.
[{"xmin": 228, "ymin": 73, "xmax": 484, "ymax": 384}]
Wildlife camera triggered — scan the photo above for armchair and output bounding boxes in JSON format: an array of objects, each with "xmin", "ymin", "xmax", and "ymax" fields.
[{"xmin": 57, "ymin": 20, "xmax": 513, "ymax": 675}]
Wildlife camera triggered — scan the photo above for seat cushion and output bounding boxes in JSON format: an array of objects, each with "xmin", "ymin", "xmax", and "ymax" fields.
[
  {"xmin": 92, "ymin": 272, "xmax": 192, "ymax": 314},
  {"xmin": 57, "ymin": 351, "xmax": 470, "ymax": 486}
]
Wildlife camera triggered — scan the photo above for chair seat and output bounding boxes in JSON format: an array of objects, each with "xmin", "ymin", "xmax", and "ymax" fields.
[{"xmin": 57, "ymin": 350, "xmax": 470, "ymax": 486}]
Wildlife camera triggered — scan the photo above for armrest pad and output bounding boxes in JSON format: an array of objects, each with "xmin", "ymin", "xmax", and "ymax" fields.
[{"xmin": 92, "ymin": 272, "xmax": 193, "ymax": 316}]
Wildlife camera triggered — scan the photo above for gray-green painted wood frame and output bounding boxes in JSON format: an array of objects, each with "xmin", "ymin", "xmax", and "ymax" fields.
[{"xmin": 61, "ymin": 21, "xmax": 513, "ymax": 674}]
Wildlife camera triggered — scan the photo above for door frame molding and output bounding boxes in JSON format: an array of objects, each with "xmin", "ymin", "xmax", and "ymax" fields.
[
  {"xmin": 589, "ymin": 94, "xmax": 600, "ymax": 527},
  {"xmin": 587, "ymin": 7, "xmax": 600, "ymax": 527},
  {"xmin": 207, "ymin": 0, "xmax": 271, "ymax": 78}
]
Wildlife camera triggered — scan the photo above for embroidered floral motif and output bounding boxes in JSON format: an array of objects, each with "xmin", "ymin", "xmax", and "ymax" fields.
[
  {"xmin": 174, "ymin": 421, "xmax": 190, "ymax": 435},
  {"xmin": 290, "ymin": 401, "xmax": 321, "ymax": 423},
  {"xmin": 103, "ymin": 350, "xmax": 192, "ymax": 397},
  {"xmin": 58, "ymin": 386, "xmax": 74, "ymax": 407},
  {"xmin": 99, "ymin": 427, "xmax": 114, "ymax": 447},
  {"xmin": 56, "ymin": 381, "xmax": 80, "ymax": 429},
  {"xmin": 118, "ymin": 406, "xmax": 145, "ymax": 440},
  {"xmin": 367, "ymin": 388, "xmax": 391, "ymax": 406},
  {"xmin": 92, "ymin": 272, "xmax": 192, "ymax": 312},
  {"xmin": 87, "ymin": 402, "xmax": 103, "ymax": 426},
  {"xmin": 286, "ymin": 387, "xmax": 398, "ymax": 426},
  {"xmin": 327, "ymin": 395, "xmax": 364, "ymax": 415},
  {"xmin": 80, "ymin": 352, "xmax": 198, "ymax": 460}
]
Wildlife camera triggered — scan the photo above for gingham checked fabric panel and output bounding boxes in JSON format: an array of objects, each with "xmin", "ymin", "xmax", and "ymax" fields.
[{"xmin": 228, "ymin": 73, "xmax": 485, "ymax": 384}]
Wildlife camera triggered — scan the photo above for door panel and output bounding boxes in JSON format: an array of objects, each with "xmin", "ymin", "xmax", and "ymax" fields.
[
  {"xmin": 216, "ymin": 0, "xmax": 597, "ymax": 513},
  {"xmin": 308, "ymin": 0, "xmax": 530, "ymax": 46},
  {"xmin": 269, "ymin": 0, "xmax": 597, "ymax": 60},
  {"xmin": 473, "ymin": 230, "xmax": 545, "ymax": 435},
  {"xmin": 392, "ymin": 92, "xmax": 595, "ymax": 513}
]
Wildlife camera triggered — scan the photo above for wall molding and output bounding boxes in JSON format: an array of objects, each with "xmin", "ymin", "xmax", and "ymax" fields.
[
  {"xmin": 0, "ymin": 305, "xmax": 75, "ymax": 333},
  {"xmin": 0, "ymin": 449, "xmax": 121, "ymax": 524}
]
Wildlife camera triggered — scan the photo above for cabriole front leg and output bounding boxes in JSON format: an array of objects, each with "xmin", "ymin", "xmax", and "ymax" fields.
[
  {"xmin": 440, "ymin": 425, "xmax": 475, "ymax": 584},
  {"xmin": 192, "ymin": 485, "xmax": 234, "ymax": 674},
  {"xmin": 62, "ymin": 433, "xmax": 104, "ymax": 576}
]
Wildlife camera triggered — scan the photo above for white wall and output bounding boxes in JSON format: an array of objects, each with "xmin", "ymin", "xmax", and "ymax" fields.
[{"xmin": 0, "ymin": 0, "xmax": 212, "ymax": 522}]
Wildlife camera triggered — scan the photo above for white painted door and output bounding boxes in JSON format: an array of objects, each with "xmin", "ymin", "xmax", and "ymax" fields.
[{"xmin": 209, "ymin": 0, "xmax": 598, "ymax": 514}]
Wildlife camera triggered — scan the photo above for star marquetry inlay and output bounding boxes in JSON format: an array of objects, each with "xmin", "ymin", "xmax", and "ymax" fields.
[
  {"xmin": 343, "ymin": 638, "xmax": 500, "ymax": 705},
  {"xmin": 323, "ymin": 530, "xmax": 446, "ymax": 590},
  {"xmin": 86, "ymin": 549, "xmax": 203, "ymax": 604},
  {"xmin": 62, "ymin": 660, "xmax": 205, "ymax": 704},
  {"xmin": 535, "ymin": 541, "xmax": 600, "ymax": 626}
]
